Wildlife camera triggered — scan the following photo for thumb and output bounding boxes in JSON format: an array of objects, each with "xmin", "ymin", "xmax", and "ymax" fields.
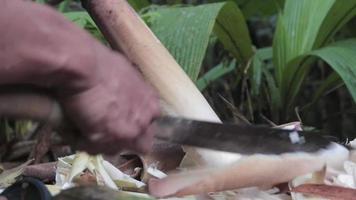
[{"xmin": 131, "ymin": 123, "xmax": 156, "ymax": 154}]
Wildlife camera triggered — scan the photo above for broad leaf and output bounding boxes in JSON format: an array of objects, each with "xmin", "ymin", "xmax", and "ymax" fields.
[
  {"xmin": 310, "ymin": 39, "xmax": 356, "ymax": 102},
  {"xmin": 63, "ymin": 12, "xmax": 106, "ymax": 43},
  {"xmin": 273, "ymin": 0, "xmax": 335, "ymax": 87},
  {"xmin": 303, "ymin": 72, "xmax": 342, "ymax": 110},
  {"xmin": 196, "ymin": 60, "xmax": 236, "ymax": 91},
  {"xmin": 250, "ymin": 47, "xmax": 272, "ymax": 95},
  {"xmin": 148, "ymin": 2, "xmax": 253, "ymax": 80},
  {"xmin": 58, "ymin": 0, "xmax": 71, "ymax": 12},
  {"xmin": 285, "ymin": 39, "xmax": 356, "ymax": 112},
  {"xmin": 273, "ymin": 0, "xmax": 356, "ymax": 115},
  {"xmin": 213, "ymin": 3, "xmax": 253, "ymax": 62},
  {"xmin": 314, "ymin": 1, "xmax": 356, "ymax": 48},
  {"xmin": 284, "ymin": 1, "xmax": 356, "ymax": 104},
  {"xmin": 127, "ymin": 0, "xmax": 150, "ymax": 12},
  {"xmin": 263, "ymin": 68, "xmax": 281, "ymax": 122},
  {"xmin": 64, "ymin": 11, "xmax": 97, "ymax": 28},
  {"xmin": 234, "ymin": 0, "xmax": 284, "ymax": 18}
]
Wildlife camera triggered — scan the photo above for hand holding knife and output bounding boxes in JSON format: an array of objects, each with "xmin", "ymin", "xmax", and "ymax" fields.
[{"xmin": 0, "ymin": 87, "xmax": 337, "ymax": 156}]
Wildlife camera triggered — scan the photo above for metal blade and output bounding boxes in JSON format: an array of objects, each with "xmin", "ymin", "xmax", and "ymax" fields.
[{"xmin": 153, "ymin": 116, "xmax": 333, "ymax": 155}]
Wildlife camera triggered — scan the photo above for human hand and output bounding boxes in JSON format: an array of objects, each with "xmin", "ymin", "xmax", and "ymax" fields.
[
  {"xmin": 0, "ymin": 0, "xmax": 160, "ymax": 155},
  {"xmin": 60, "ymin": 45, "xmax": 161, "ymax": 155}
]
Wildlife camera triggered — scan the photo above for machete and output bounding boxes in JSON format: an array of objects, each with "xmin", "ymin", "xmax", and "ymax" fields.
[{"xmin": 153, "ymin": 116, "xmax": 334, "ymax": 155}]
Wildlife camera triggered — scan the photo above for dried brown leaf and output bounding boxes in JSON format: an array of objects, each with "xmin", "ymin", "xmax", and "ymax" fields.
[
  {"xmin": 292, "ymin": 184, "xmax": 356, "ymax": 200},
  {"xmin": 141, "ymin": 141, "xmax": 184, "ymax": 182},
  {"xmin": 29, "ymin": 123, "xmax": 53, "ymax": 163}
]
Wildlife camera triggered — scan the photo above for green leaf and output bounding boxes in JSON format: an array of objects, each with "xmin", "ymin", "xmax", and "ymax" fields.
[
  {"xmin": 285, "ymin": 39, "xmax": 356, "ymax": 112},
  {"xmin": 314, "ymin": 1, "xmax": 356, "ymax": 48},
  {"xmin": 63, "ymin": 12, "xmax": 106, "ymax": 43},
  {"xmin": 283, "ymin": 1, "xmax": 356, "ymax": 101},
  {"xmin": 273, "ymin": 0, "xmax": 335, "ymax": 87},
  {"xmin": 250, "ymin": 54, "xmax": 263, "ymax": 96},
  {"xmin": 310, "ymin": 39, "xmax": 356, "ymax": 102},
  {"xmin": 272, "ymin": 0, "xmax": 356, "ymax": 117},
  {"xmin": 127, "ymin": 0, "xmax": 150, "ymax": 12},
  {"xmin": 63, "ymin": 11, "xmax": 97, "ymax": 28},
  {"xmin": 213, "ymin": 3, "xmax": 254, "ymax": 63},
  {"xmin": 58, "ymin": 0, "xmax": 71, "ymax": 12},
  {"xmin": 303, "ymin": 72, "xmax": 342, "ymax": 110},
  {"xmin": 262, "ymin": 67, "xmax": 281, "ymax": 122},
  {"xmin": 234, "ymin": 0, "xmax": 284, "ymax": 18},
  {"xmin": 148, "ymin": 2, "xmax": 253, "ymax": 80},
  {"xmin": 256, "ymin": 47, "xmax": 273, "ymax": 61},
  {"xmin": 196, "ymin": 60, "xmax": 236, "ymax": 91},
  {"xmin": 250, "ymin": 47, "xmax": 272, "ymax": 96},
  {"xmin": 35, "ymin": 0, "xmax": 47, "ymax": 4}
]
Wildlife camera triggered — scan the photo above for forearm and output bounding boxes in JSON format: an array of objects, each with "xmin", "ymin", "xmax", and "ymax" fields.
[{"xmin": 0, "ymin": 0, "xmax": 99, "ymax": 94}]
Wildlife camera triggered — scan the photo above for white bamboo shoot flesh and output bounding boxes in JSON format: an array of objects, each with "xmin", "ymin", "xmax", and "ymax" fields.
[{"xmin": 149, "ymin": 143, "xmax": 349, "ymax": 197}]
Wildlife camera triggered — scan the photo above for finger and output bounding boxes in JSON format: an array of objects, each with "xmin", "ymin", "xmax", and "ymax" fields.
[
  {"xmin": 87, "ymin": 132, "xmax": 116, "ymax": 144},
  {"xmin": 131, "ymin": 94, "xmax": 160, "ymax": 127},
  {"xmin": 131, "ymin": 123, "xmax": 156, "ymax": 154}
]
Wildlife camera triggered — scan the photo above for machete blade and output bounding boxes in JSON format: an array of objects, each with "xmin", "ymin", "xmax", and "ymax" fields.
[{"xmin": 153, "ymin": 116, "xmax": 333, "ymax": 155}]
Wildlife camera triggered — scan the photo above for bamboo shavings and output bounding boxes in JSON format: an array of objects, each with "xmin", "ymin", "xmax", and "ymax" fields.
[{"xmin": 55, "ymin": 153, "xmax": 145, "ymax": 191}]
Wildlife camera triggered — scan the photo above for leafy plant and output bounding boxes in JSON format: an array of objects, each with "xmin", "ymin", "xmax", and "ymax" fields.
[
  {"xmin": 145, "ymin": 1, "xmax": 253, "ymax": 81},
  {"xmin": 197, "ymin": 59, "xmax": 236, "ymax": 91},
  {"xmin": 139, "ymin": 0, "xmax": 356, "ymax": 124},
  {"xmin": 272, "ymin": 0, "xmax": 356, "ymax": 120}
]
